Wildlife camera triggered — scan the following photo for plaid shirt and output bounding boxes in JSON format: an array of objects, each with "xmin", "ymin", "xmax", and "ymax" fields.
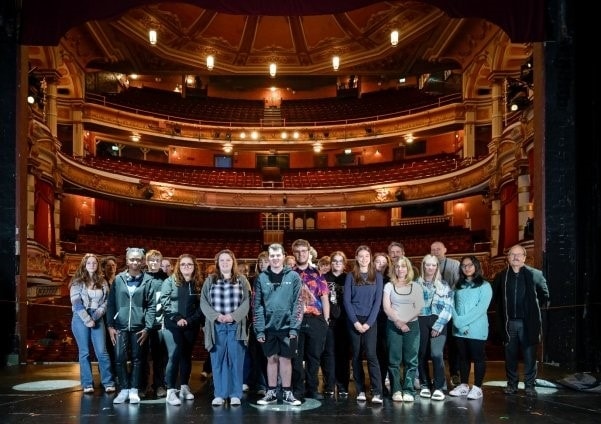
[
  {"xmin": 209, "ymin": 278, "xmax": 244, "ymax": 315},
  {"xmin": 417, "ymin": 278, "xmax": 453, "ymax": 333}
]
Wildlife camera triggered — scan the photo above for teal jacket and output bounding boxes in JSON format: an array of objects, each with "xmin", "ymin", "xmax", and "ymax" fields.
[
  {"xmin": 253, "ymin": 266, "xmax": 303, "ymax": 340},
  {"xmin": 452, "ymin": 279, "xmax": 493, "ymax": 340}
]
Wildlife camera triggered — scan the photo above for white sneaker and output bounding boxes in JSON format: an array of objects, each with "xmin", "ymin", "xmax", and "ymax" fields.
[
  {"xmin": 356, "ymin": 391, "xmax": 366, "ymax": 401},
  {"xmin": 371, "ymin": 394, "xmax": 383, "ymax": 404},
  {"xmin": 402, "ymin": 393, "xmax": 414, "ymax": 402},
  {"xmin": 230, "ymin": 397, "xmax": 241, "ymax": 406},
  {"xmin": 113, "ymin": 389, "xmax": 129, "ymax": 404},
  {"xmin": 449, "ymin": 383, "xmax": 470, "ymax": 397},
  {"xmin": 431, "ymin": 389, "xmax": 445, "ymax": 401},
  {"xmin": 242, "ymin": 384, "xmax": 249, "ymax": 392},
  {"xmin": 392, "ymin": 391, "xmax": 403, "ymax": 402},
  {"xmin": 166, "ymin": 389, "xmax": 181, "ymax": 406},
  {"xmin": 419, "ymin": 388, "xmax": 431, "ymax": 398},
  {"xmin": 467, "ymin": 385, "xmax": 483, "ymax": 400},
  {"xmin": 128, "ymin": 388, "xmax": 140, "ymax": 404},
  {"xmin": 212, "ymin": 397, "xmax": 225, "ymax": 406},
  {"xmin": 179, "ymin": 384, "xmax": 194, "ymax": 400}
]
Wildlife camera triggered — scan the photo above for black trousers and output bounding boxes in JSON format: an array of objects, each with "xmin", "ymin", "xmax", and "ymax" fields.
[{"xmin": 292, "ymin": 314, "xmax": 328, "ymax": 396}]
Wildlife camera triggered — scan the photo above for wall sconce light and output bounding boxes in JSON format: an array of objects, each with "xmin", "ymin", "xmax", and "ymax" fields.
[
  {"xmin": 313, "ymin": 143, "xmax": 323, "ymax": 153},
  {"xmin": 27, "ymin": 95, "xmax": 35, "ymax": 105},
  {"xmin": 206, "ymin": 55, "xmax": 214, "ymax": 71},
  {"xmin": 292, "ymin": 131, "xmax": 299, "ymax": 139},
  {"xmin": 344, "ymin": 148, "xmax": 352, "ymax": 154},
  {"xmin": 223, "ymin": 143, "xmax": 233, "ymax": 154},
  {"xmin": 251, "ymin": 130, "xmax": 259, "ymax": 140},
  {"xmin": 390, "ymin": 30, "xmax": 399, "ymax": 47},
  {"xmin": 269, "ymin": 63, "xmax": 277, "ymax": 77},
  {"xmin": 148, "ymin": 29, "xmax": 158, "ymax": 45},
  {"xmin": 131, "ymin": 133, "xmax": 141, "ymax": 142},
  {"xmin": 281, "ymin": 131, "xmax": 288, "ymax": 139},
  {"xmin": 332, "ymin": 56, "xmax": 340, "ymax": 71}
]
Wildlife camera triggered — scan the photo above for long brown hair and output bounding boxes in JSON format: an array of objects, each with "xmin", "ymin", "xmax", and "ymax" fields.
[
  {"xmin": 213, "ymin": 249, "xmax": 241, "ymax": 283},
  {"xmin": 351, "ymin": 245, "xmax": 376, "ymax": 285},
  {"xmin": 69, "ymin": 253, "xmax": 104, "ymax": 289},
  {"xmin": 172, "ymin": 253, "xmax": 202, "ymax": 289}
]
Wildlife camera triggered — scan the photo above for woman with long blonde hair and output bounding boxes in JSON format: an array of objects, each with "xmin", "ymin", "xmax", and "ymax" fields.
[{"xmin": 415, "ymin": 254, "xmax": 453, "ymax": 401}]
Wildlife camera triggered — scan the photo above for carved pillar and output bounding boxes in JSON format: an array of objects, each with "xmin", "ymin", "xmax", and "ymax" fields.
[
  {"xmin": 26, "ymin": 173, "xmax": 35, "ymax": 239},
  {"xmin": 390, "ymin": 207, "xmax": 401, "ymax": 226},
  {"xmin": 463, "ymin": 104, "xmax": 476, "ymax": 158},
  {"xmin": 72, "ymin": 107, "xmax": 84, "ymax": 157},
  {"xmin": 489, "ymin": 77, "xmax": 505, "ymax": 154},
  {"xmin": 490, "ymin": 198, "xmax": 501, "ymax": 257},
  {"xmin": 517, "ymin": 173, "xmax": 532, "ymax": 239},
  {"xmin": 54, "ymin": 195, "xmax": 62, "ymax": 255},
  {"xmin": 340, "ymin": 211, "xmax": 347, "ymax": 228}
]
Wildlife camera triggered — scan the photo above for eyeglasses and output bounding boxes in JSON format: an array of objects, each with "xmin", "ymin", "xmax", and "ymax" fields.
[
  {"xmin": 180, "ymin": 263, "xmax": 194, "ymax": 268},
  {"xmin": 461, "ymin": 263, "xmax": 475, "ymax": 269}
]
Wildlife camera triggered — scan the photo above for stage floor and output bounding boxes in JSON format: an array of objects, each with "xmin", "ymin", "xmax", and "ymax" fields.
[{"xmin": 0, "ymin": 361, "xmax": 599, "ymax": 423}]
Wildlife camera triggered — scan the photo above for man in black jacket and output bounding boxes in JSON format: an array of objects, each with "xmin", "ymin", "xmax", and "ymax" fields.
[{"xmin": 492, "ymin": 244, "xmax": 549, "ymax": 397}]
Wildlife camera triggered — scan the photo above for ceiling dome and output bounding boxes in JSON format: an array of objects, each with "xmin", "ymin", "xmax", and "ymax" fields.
[{"xmin": 68, "ymin": 2, "xmax": 465, "ymax": 78}]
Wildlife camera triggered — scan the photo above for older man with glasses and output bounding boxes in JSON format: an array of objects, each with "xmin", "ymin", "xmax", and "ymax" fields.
[{"xmin": 492, "ymin": 244, "xmax": 549, "ymax": 397}]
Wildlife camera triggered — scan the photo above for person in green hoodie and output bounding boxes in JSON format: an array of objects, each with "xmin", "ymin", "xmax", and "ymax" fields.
[{"xmin": 253, "ymin": 243, "xmax": 303, "ymax": 406}]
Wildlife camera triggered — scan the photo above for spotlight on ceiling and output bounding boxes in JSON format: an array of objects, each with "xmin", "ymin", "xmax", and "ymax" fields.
[
  {"xmin": 148, "ymin": 29, "xmax": 157, "ymax": 45},
  {"xmin": 390, "ymin": 30, "xmax": 399, "ymax": 47},
  {"xmin": 332, "ymin": 56, "xmax": 340, "ymax": 71}
]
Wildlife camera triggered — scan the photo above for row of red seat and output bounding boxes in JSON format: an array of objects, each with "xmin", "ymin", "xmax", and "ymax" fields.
[
  {"xmin": 78, "ymin": 154, "xmax": 466, "ymax": 189},
  {"xmin": 280, "ymin": 88, "xmax": 445, "ymax": 123},
  {"xmin": 88, "ymin": 86, "xmax": 460, "ymax": 125},
  {"xmin": 70, "ymin": 222, "xmax": 476, "ymax": 262}
]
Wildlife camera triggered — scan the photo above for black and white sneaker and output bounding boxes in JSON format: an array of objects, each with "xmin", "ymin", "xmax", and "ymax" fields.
[
  {"xmin": 283, "ymin": 390, "xmax": 301, "ymax": 406},
  {"xmin": 257, "ymin": 389, "xmax": 278, "ymax": 405}
]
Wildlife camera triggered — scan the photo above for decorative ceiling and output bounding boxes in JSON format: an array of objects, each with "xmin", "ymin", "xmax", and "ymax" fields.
[{"xmin": 23, "ymin": 1, "xmax": 531, "ymax": 84}]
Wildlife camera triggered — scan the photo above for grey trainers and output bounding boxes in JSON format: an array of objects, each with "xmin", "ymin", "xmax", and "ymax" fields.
[
  {"xmin": 128, "ymin": 388, "xmax": 140, "ymax": 404},
  {"xmin": 257, "ymin": 389, "xmax": 278, "ymax": 405},
  {"xmin": 467, "ymin": 385, "xmax": 483, "ymax": 400},
  {"xmin": 283, "ymin": 390, "xmax": 301, "ymax": 406},
  {"xmin": 179, "ymin": 384, "xmax": 194, "ymax": 400},
  {"xmin": 166, "ymin": 389, "xmax": 181, "ymax": 406},
  {"xmin": 113, "ymin": 389, "xmax": 130, "ymax": 404}
]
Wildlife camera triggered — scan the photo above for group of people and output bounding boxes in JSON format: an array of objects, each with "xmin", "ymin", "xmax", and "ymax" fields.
[{"xmin": 68, "ymin": 239, "xmax": 549, "ymax": 408}]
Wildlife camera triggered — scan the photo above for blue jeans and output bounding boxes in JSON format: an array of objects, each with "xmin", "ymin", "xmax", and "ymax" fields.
[
  {"xmin": 210, "ymin": 323, "xmax": 246, "ymax": 399},
  {"xmin": 71, "ymin": 315, "xmax": 114, "ymax": 389},
  {"xmin": 504, "ymin": 319, "xmax": 538, "ymax": 387}
]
